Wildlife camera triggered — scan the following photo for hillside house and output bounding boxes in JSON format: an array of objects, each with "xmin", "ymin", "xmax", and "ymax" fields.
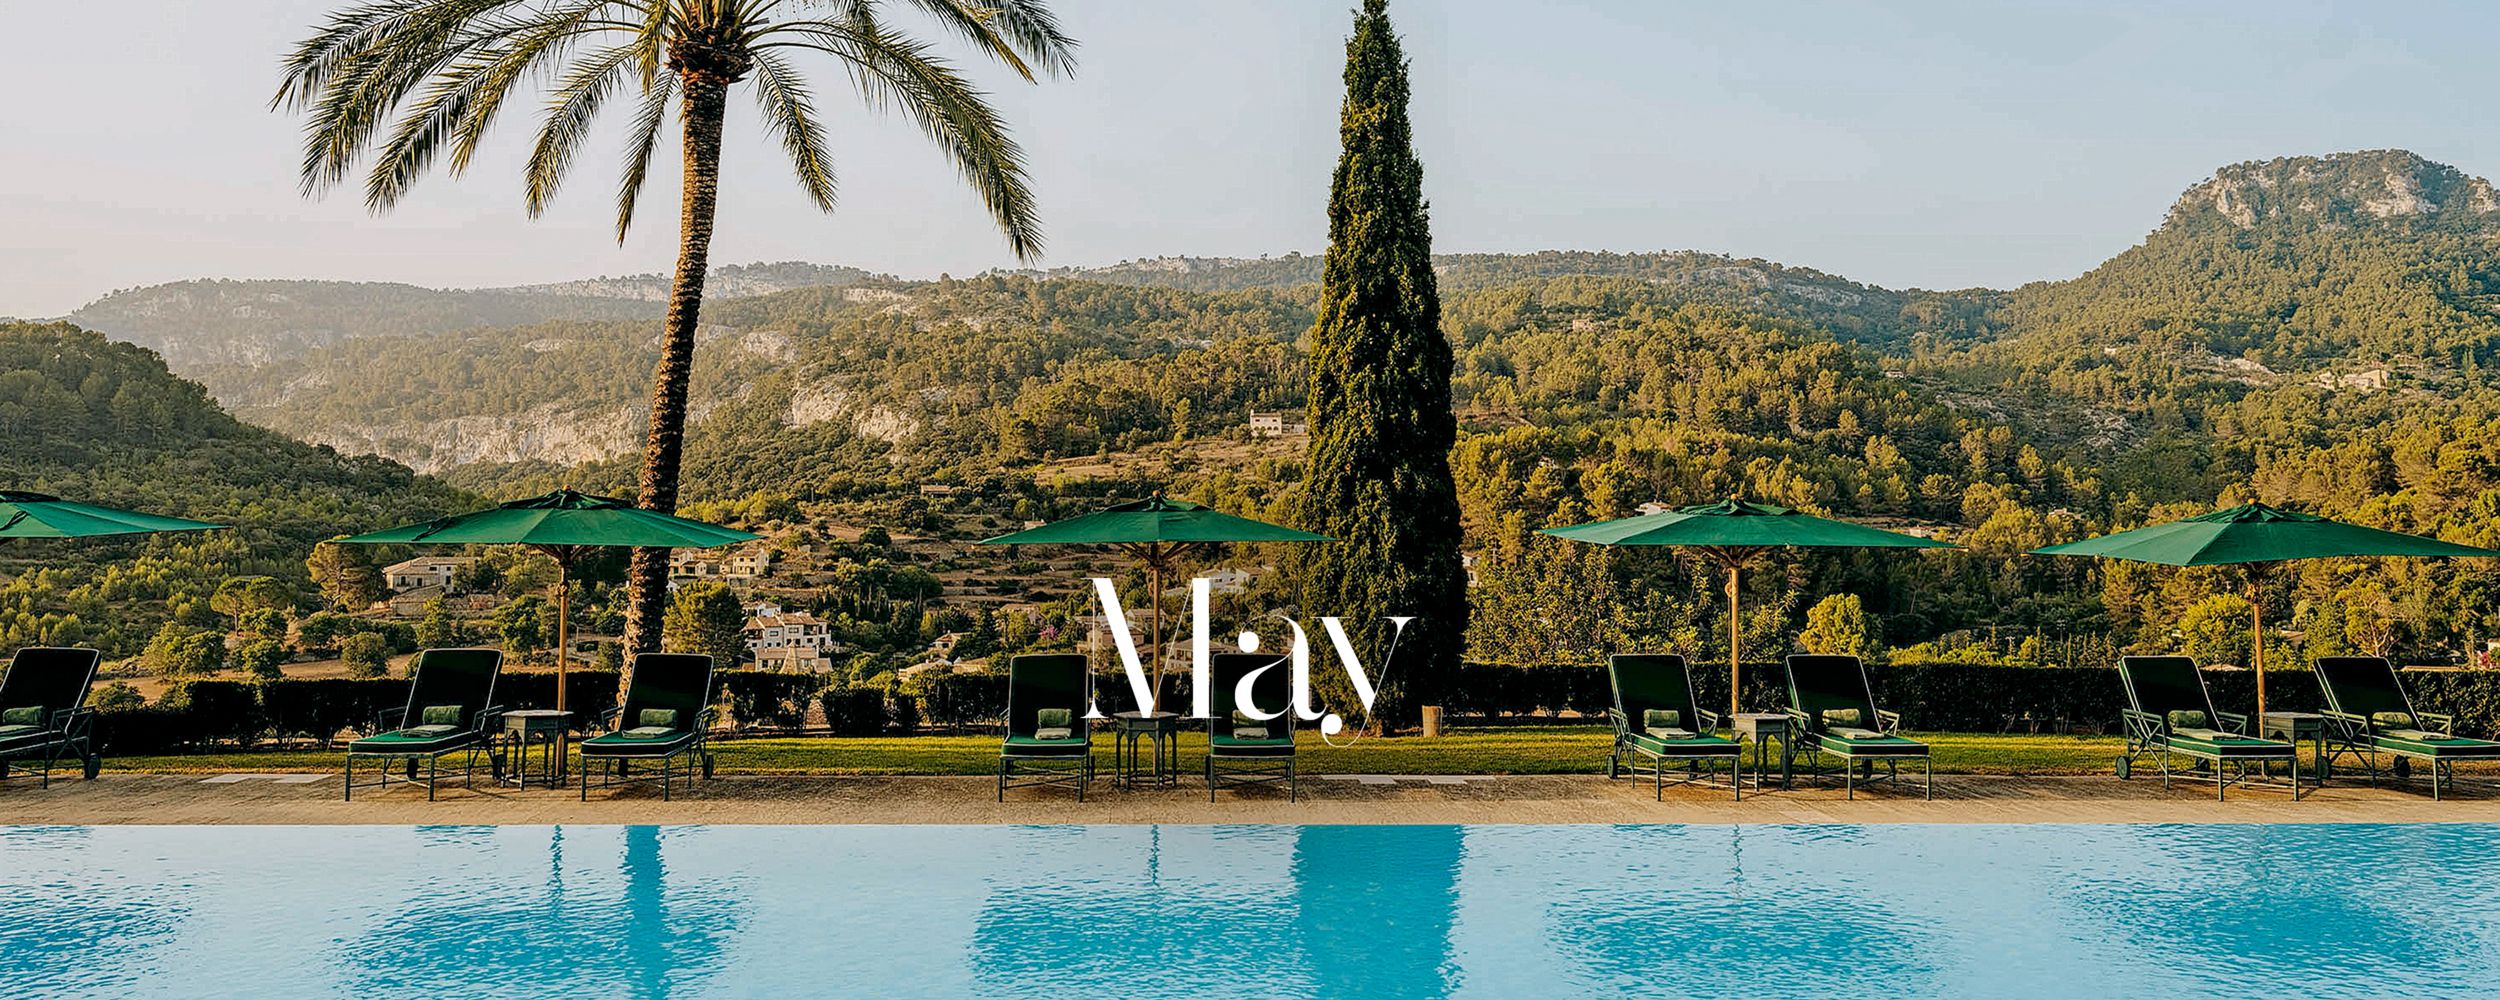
[
  {"xmin": 383, "ymin": 556, "xmax": 473, "ymax": 593},
  {"xmin": 1246, "ymin": 409, "xmax": 1307, "ymax": 438},
  {"xmin": 745, "ymin": 611, "xmax": 834, "ymax": 653}
]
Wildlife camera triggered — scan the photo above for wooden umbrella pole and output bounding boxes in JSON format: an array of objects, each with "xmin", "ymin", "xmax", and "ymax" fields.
[
  {"xmin": 2248, "ymin": 563, "xmax": 2267, "ymax": 720},
  {"xmin": 1726, "ymin": 561, "xmax": 1742, "ymax": 722}
]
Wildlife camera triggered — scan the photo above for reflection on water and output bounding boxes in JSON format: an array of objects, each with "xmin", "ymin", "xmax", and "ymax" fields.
[
  {"xmin": 0, "ymin": 822, "xmax": 2496, "ymax": 998},
  {"xmin": 337, "ymin": 826, "xmax": 744, "ymax": 998}
]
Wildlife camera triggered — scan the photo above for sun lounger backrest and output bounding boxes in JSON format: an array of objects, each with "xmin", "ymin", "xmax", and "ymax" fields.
[
  {"xmin": 1007, "ymin": 654, "xmax": 1090, "ymax": 737},
  {"xmin": 2313, "ymin": 656, "xmax": 2416, "ymax": 722},
  {"xmin": 398, "ymin": 648, "xmax": 503, "ymax": 729},
  {"xmin": 0, "ymin": 647, "xmax": 101, "ymax": 720},
  {"xmin": 1209, "ymin": 652, "xmax": 1292, "ymax": 731},
  {"xmin": 1609, "ymin": 654, "xmax": 1697, "ymax": 729},
  {"xmin": 1785, "ymin": 654, "xmax": 1880, "ymax": 735},
  {"xmin": 621, "ymin": 653, "xmax": 715, "ymax": 732},
  {"xmin": 2118, "ymin": 656, "xmax": 2216, "ymax": 727}
]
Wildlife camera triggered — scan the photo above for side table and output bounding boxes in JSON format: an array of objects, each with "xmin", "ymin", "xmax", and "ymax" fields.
[
  {"xmin": 1111, "ymin": 711, "xmax": 1180, "ymax": 789},
  {"xmin": 500, "ymin": 709, "xmax": 571, "ymax": 789},
  {"xmin": 1731, "ymin": 713, "xmax": 1792, "ymax": 789},
  {"xmin": 2258, "ymin": 711, "xmax": 2328, "ymax": 784}
]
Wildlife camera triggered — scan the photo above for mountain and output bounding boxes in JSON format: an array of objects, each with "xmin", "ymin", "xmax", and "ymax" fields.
[
  {"xmin": 59, "ymin": 261, "xmax": 879, "ymax": 369},
  {"xmin": 0, "ymin": 321, "xmax": 474, "ymax": 653}
]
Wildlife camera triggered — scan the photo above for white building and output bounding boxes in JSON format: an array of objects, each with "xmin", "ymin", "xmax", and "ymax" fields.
[
  {"xmin": 383, "ymin": 556, "xmax": 473, "ymax": 593},
  {"xmin": 745, "ymin": 611, "xmax": 834, "ymax": 652},
  {"xmin": 1246, "ymin": 409, "xmax": 1307, "ymax": 438}
]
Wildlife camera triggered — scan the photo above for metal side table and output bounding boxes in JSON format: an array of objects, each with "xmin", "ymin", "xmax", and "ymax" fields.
[
  {"xmin": 1732, "ymin": 713, "xmax": 1793, "ymax": 789},
  {"xmin": 499, "ymin": 709, "xmax": 571, "ymax": 789},
  {"xmin": 1111, "ymin": 711, "xmax": 1180, "ymax": 789},
  {"xmin": 2259, "ymin": 711, "xmax": 2328, "ymax": 784}
]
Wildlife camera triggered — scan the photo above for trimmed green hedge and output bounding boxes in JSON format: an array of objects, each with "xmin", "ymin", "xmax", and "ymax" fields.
[{"xmin": 85, "ymin": 660, "xmax": 2500, "ymax": 754}]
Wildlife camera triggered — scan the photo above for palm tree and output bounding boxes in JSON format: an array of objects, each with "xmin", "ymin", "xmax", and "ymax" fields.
[{"xmin": 276, "ymin": 1, "xmax": 1074, "ymax": 653}]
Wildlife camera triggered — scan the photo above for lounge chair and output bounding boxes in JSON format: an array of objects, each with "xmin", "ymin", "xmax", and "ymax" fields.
[
  {"xmin": 580, "ymin": 653, "xmax": 718, "ymax": 801},
  {"xmin": 2116, "ymin": 655, "xmax": 2301, "ymax": 800},
  {"xmin": 2315, "ymin": 655, "xmax": 2500, "ymax": 800},
  {"xmin": 1783, "ymin": 654, "xmax": 1931, "ymax": 799},
  {"xmin": 1605, "ymin": 653, "xmax": 1742, "ymax": 799},
  {"xmin": 0, "ymin": 647, "xmax": 103, "ymax": 788},
  {"xmin": 343, "ymin": 648, "xmax": 503, "ymax": 801},
  {"xmin": 1206, "ymin": 651, "xmax": 1296, "ymax": 801},
  {"xmin": 998, "ymin": 653, "xmax": 1094, "ymax": 800}
]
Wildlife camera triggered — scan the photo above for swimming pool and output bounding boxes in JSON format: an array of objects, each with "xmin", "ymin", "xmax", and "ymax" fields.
[{"xmin": 1, "ymin": 822, "xmax": 2492, "ymax": 998}]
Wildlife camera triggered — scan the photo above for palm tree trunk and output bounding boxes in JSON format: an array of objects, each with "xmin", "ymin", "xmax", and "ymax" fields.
[{"xmin": 623, "ymin": 74, "xmax": 731, "ymax": 656}]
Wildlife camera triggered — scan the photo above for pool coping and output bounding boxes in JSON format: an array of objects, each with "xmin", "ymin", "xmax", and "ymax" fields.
[{"xmin": 9, "ymin": 773, "xmax": 2500, "ymax": 826}]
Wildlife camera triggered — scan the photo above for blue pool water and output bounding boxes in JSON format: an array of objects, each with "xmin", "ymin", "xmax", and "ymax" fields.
[{"xmin": 1, "ymin": 822, "xmax": 2494, "ymax": 998}]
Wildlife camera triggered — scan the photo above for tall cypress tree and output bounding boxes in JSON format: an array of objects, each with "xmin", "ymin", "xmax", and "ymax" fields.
[{"xmin": 1294, "ymin": 0, "xmax": 1465, "ymax": 728}]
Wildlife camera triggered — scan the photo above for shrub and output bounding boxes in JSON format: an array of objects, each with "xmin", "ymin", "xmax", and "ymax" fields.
[
  {"xmin": 234, "ymin": 639, "xmax": 290, "ymax": 681},
  {"xmin": 819, "ymin": 687, "xmax": 888, "ymax": 736},
  {"xmin": 342, "ymin": 633, "xmax": 390, "ymax": 678},
  {"xmin": 719, "ymin": 671, "xmax": 820, "ymax": 731}
]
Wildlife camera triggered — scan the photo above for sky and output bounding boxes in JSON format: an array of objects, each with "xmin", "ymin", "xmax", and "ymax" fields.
[{"xmin": 5, "ymin": 0, "xmax": 2500, "ymax": 316}]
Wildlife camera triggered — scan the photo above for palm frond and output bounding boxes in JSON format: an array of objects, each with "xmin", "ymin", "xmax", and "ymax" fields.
[
  {"xmin": 769, "ymin": 19, "xmax": 1043, "ymax": 258},
  {"xmin": 613, "ymin": 73, "xmax": 679, "ymax": 241},
  {"xmin": 748, "ymin": 50, "xmax": 839, "ymax": 213},
  {"xmin": 525, "ymin": 43, "xmax": 643, "ymax": 215},
  {"xmin": 889, "ymin": 0, "xmax": 1077, "ymax": 80}
]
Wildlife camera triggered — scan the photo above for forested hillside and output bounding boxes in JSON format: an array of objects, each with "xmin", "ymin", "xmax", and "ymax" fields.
[
  {"xmin": 33, "ymin": 149, "xmax": 2500, "ymax": 671},
  {"xmin": 0, "ymin": 322, "xmax": 474, "ymax": 654}
]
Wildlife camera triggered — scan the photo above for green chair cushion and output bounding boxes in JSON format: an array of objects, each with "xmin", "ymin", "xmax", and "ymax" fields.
[
  {"xmin": 1001, "ymin": 733, "xmax": 1089, "ymax": 757},
  {"xmin": 1821, "ymin": 708, "xmax": 1864, "ymax": 729},
  {"xmin": 1, "ymin": 705, "xmax": 48, "ymax": 728},
  {"xmin": 1817, "ymin": 732, "xmax": 1928, "ymax": 757},
  {"xmin": 419, "ymin": 704, "xmax": 464, "ymax": 727},
  {"xmin": 2373, "ymin": 731, "xmax": 2500, "ymax": 758},
  {"xmin": 638, "ymin": 708, "xmax": 680, "ymax": 730},
  {"xmin": 1643, "ymin": 709, "xmax": 1681, "ymax": 730},
  {"xmin": 1209, "ymin": 730, "xmax": 1295, "ymax": 756},
  {"xmin": 2372, "ymin": 711, "xmax": 2417, "ymax": 731},
  {"xmin": 2166, "ymin": 710, "xmax": 2209, "ymax": 731},
  {"xmin": 2167, "ymin": 730, "xmax": 2294, "ymax": 758},
  {"xmin": 1624, "ymin": 731, "xmax": 1739, "ymax": 757},
  {"xmin": 582, "ymin": 729, "xmax": 697, "ymax": 756},
  {"xmin": 403, "ymin": 724, "xmax": 461, "ymax": 738},
  {"xmin": 1035, "ymin": 707, "xmax": 1072, "ymax": 729},
  {"xmin": 347, "ymin": 730, "xmax": 473, "ymax": 754}
]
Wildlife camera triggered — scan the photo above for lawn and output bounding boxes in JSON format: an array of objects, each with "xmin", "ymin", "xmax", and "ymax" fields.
[{"xmin": 104, "ymin": 726, "xmax": 2136, "ymax": 776}]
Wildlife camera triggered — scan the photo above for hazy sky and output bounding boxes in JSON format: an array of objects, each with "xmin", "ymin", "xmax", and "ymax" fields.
[{"xmin": 6, "ymin": 1, "xmax": 2498, "ymax": 316}]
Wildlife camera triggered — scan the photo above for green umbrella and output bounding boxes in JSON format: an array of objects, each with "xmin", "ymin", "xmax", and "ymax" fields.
[
  {"xmin": 1541, "ymin": 498, "xmax": 1955, "ymax": 720},
  {"xmin": 334, "ymin": 490, "xmax": 758, "ymax": 722},
  {"xmin": 0, "ymin": 490, "xmax": 223, "ymax": 539},
  {"xmin": 980, "ymin": 495, "xmax": 1330, "ymax": 705},
  {"xmin": 2032, "ymin": 501, "xmax": 2500, "ymax": 716}
]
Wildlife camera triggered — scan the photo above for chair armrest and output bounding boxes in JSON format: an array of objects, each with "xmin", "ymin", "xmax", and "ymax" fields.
[
  {"xmin": 697, "ymin": 707, "xmax": 721, "ymax": 732},
  {"xmin": 1605, "ymin": 708, "xmax": 1630, "ymax": 735},
  {"xmin": 471, "ymin": 704, "xmax": 507, "ymax": 734},
  {"xmin": 2214, "ymin": 710, "xmax": 2250, "ymax": 735},
  {"xmin": 1877, "ymin": 709, "xmax": 1903, "ymax": 734},
  {"xmin": 2420, "ymin": 712, "xmax": 2455, "ymax": 737},
  {"xmin": 2120, "ymin": 708, "xmax": 2162, "ymax": 734},
  {"xmin": 1782, "ymin": 708, "xmax": 1812, "ymax": 731},
  {"xmin": 370, "ymin": 708, "xmax": 403, "ymax": 733},
  {"xmin": 1694, "ymin": 708, "xmax": 1723, "ymax": 732}
]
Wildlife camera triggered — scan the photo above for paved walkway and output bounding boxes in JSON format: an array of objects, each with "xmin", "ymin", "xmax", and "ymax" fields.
[{"xmin": 8, "ymin": 771, "xmax": 2499, "ymax": 826}]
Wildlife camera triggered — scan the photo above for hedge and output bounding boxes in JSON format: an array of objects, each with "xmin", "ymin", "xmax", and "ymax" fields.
[
  {"xmin": 96, "ymin": 669, "xmax": 807, "ymax": 754},
  {"xmin": 84, "ymin": 661, "xmax": 2500, "ymax": 753}
]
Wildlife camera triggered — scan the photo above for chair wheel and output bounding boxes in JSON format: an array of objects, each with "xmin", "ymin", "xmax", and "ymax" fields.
[
  {"xmin": 83, "ymin": 757, "xmax": 101, "ymax": 780},
  {"xmin": 701, "ymin": 755, "xmax": 715, "ymax": 779},
  {"xmin": 2114, "ymin": 756, "xmax": 2130, "ymax": 780}
]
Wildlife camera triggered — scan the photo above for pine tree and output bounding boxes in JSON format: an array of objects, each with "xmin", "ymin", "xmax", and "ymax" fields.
[{"xmin": 1292, "ymin": 0, "xmax": 1465, "ymax": 728}]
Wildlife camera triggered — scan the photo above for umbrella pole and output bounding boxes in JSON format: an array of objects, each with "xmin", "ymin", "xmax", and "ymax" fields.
[
  {"xmin": 1726, "ymin": 562, "xmax": 1742, "ymax": 722},
  {"xmin": 553, "ymin": 553, "xmax": 571, "ymax": 779},
  {"xmin": 1150, "ymin": 546, "xmax": 1165, "ymax": 713},
  {"xmin": 2248, "ymin": 564, "xmax": 2267, "ymax": 720}
]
